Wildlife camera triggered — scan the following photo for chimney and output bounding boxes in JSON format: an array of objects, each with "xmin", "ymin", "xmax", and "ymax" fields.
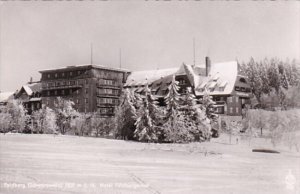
[
  {"xmin": 29, "ymin": 77, "xmax": 33, "ymax": 84},
  {"xmin": 205, "ymin": 56, "xmax": 211, "ymax": 76}
]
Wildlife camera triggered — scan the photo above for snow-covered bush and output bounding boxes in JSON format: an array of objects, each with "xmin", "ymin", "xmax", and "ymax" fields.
[
  {"xmin": 0, "ymin": 111, "xmax": 13, "ymax": 133},
  {"xmin": 54, "ymin": 97, "xmax": 79, "ymax": 134},
  {"xmin": 0, "ymin": 100, "xmax": 29, "ymax": 133},
  {"xmin": 31, "ymin": 106, "xmax": 58, "ymax": 134},
  {"xmin": 71, "ymin": 113, "xmax": 92, "ymax": 136},
  {"xmin": 245, "ymin": 108, "xmax": 300, "ymax": 150}
]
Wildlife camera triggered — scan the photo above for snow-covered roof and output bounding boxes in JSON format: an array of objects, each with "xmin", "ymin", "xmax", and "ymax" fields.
[
  {"xmin": 16, "ymin": 82, "xmax": 42, "ymax": 97},
  {"xmin": 125, "ymin": 60, "xmax": 239, "ymax": 96},
  {"xmin": 39, "ymin": 64, "xmax": 130, "ymax": 73},
  {"xmin": 23, "ymin": 85, "xmax": 33, "ymax": 96},
  {"xmin": 194, "ymin": 61, "xmax": 238, "ymax": 96},
  {"xmin": 124, "ymin": 68, "xmax": 178, "ymax": 86},
  {"xmin": 0, "ymin": 92, "xmax": 14, "ymax": 103}
]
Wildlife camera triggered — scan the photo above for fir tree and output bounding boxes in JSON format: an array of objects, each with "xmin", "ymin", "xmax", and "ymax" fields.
[
  {"xmin": 134, "ymin": 84, "xmax": 159, "ymax": 142},
  {"xmin": 163, "ymin": 75, "xmax": 181, "ymax": 142},
  {"xmin": 115, "ymin": 88, "xmax": 137, "ymax": 140}
]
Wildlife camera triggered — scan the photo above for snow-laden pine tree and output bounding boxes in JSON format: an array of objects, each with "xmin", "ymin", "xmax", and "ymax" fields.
[
  {"xmin": 144, "ymin": 84, "xmax": 161, "ymax": 123},
  {"xmin": 134, "ymin": 84, "xmax": 158, "ymax": 142},
  {"xmin": 115, "ymin": 88, "xmax": 137, "ymax": 140},
  {"xmin": 162, "ymin": 75, "xmax": 181, "ymax": 142}
]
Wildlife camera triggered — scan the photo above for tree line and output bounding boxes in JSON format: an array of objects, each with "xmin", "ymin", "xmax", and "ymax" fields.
[{"xmin": 240, "ymin": 57, "xmax": 300, "ymax": 108}]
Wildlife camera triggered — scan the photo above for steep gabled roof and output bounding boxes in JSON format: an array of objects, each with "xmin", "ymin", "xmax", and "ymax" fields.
[
  {"xmin": 194, "ymin": 61, "xmax": 238, "ymax": 96},
  {"xmin": 16, "ymin": 82, "xmax": 42, "ymax": 98}
]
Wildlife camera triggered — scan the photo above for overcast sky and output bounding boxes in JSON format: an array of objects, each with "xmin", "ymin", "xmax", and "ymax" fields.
[{"xmin": 0, "ymin": 1, "xmax": 299, "ymax": 92}]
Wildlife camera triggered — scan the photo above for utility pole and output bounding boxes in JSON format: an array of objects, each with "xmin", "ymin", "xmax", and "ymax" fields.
[
  {"xmin": 90, "ymin": 43, "xmax": 93, "ymax": 65},
  {"xmin": 119, "ymin": 48, "xmax": 122, "ymax": 69},
  {"xmin": 193, "ymin": 38, "xmax": 196, "ymax": 66}
]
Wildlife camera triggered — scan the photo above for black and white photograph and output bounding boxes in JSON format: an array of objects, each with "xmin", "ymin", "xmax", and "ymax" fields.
[{"xmin": 0, "ymin": 1, "xmax": 299, "ymax": 194}]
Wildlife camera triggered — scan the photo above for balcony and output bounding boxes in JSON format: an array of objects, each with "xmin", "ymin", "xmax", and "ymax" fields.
[
  {"xmin": 97, "ymin": 93, "xmax": 119, "ymax": 98},
  {"xmin": 96, "ymin": 83, "xmax": 121, "ymax": 89},
  {"xmin": 42, "ymin": 84, "xmax": 83, "ymax": 90}
]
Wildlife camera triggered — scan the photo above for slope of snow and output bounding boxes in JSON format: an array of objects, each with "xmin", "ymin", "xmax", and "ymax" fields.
[{"xmin": 0, "ymin": 134, "xmax": 299, "ymax": 194}]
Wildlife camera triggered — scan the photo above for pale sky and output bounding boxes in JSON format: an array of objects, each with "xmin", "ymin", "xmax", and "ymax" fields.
[{"xmin": 0, "ymin": 1, "xmax": 299, "ymax": 92}]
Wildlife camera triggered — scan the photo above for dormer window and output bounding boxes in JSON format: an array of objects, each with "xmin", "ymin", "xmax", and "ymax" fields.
[{"xmin": 240, "ymin": 78, "xmax": 247, "ymax": 83}]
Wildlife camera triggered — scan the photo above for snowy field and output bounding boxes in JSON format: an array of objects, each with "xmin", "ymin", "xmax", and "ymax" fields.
[{"xmin": 0, "ymin": 133, "xmax": 299, "ymax": 194}]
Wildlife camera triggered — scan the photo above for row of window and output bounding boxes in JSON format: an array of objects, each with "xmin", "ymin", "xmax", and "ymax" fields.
[
  {"xmin": 224, "ymin": 106, "xmax": 239, "ymax": 114},
  {"xmin": 178, "ymin": 79, "xmax": 186, "ymax": 85},
  {"xmin": 97, "ymin": 98, "xmax": 119, "ymax": 105},
  {"xmin": 94, "ymin": 71, "xmax": 123, "ymax": 80},
  {"xmin": 44, "ymin": 79, "xmax": 89, "ymax": 88},
  {"xmin": 227, "ymin": 96, "xmax": 239, "ymax": 103},
  {"xmin": 45, "ymin": 88, "xmax": 89, "ymax": 96},
  {"xmin": 97, "ymin": 107, "xmax": 114, "ymax": 115},
  {"xmin": 97, "ymin": 88, "xmax": 119, "ymax": 95},
  {"xmin": 45, "ymin": 70, "xmax": 88, "ymax": 79},
  {"xmin": 235, "ymin": 86, "xmax": 251, "ymax": 93}
]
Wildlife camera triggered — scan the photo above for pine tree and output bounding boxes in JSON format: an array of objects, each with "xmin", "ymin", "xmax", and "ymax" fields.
[
  {"xmin": 163, "ymin": 75, "xmax": 181, "ymax": 142},
  {"xmin": 134, "ymin": 84, "xmax": 160, "ymax": 142},
  {"xmin": 115, "ymin": 88, "xmax": 137, "ymax": 140},
  {"xmin": 144, "ymin": 84, "xmax": 160, "ymax": 122}
]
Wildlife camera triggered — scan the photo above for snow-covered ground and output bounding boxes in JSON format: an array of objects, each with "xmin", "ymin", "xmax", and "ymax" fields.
[{"xmin": 0, "ymin": 133, "xmax": 299, "ymax": 194}]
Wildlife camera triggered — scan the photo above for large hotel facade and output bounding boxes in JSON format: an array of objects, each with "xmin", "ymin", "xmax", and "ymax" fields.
[
  {"xmin": 8, "ymin": 57, "xmax": 251, "ymax": 117},
  {"xmin": 39, "ymin": 65, "xmax": 129, "ymax": 116}
]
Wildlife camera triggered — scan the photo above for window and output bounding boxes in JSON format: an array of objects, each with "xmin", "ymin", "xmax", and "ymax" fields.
[
  {"xmin": 62, "ymin": 72, "xmax": 65, "ymax": 77},
  {"xmin": 47, "ymin": 91, "xmax": 50, "ymax": 96},
  {"xmin": 236, "ymin": 97, "xmax": 239, "ymax": 103},
  {"xmin": 236, "ymin": 107, "xmax": 239, "ymax": 114},
  {"xmin": 37, "ymin": 103, "xmax": 40, "ymax": 109},
  {"xmin": 70, "ymin": 81, "xmax": 75, "ymax": 85},
  {"xmin": 70, "ymin": 72, "xmax": 73, "ymax": 76},
  {"xmin": 240, "ymin": 78, "xmax": 247, "ymax": 83},
  {"xmin": 85, "ymin": 98, "xmax": 88, "ymax": 104},
  {"xmin": 47, "ymin": 74, "xmax": 51, "ymax": 78},
  {"xmin": 54, "ymin": 90, "xmax": 57, "ymax": 95},
  {"xmin": 228, "ymin": 97, "xmax": 233, "ymax": 103},
  {"xmin": 76, "ymin": 99, "xmax": 79, "ymax": 104},
  {"xmin": 215, "ymin": 97, "xmax": 221, "ymax": 101},
  {"xmin": 78, "ymin": 71, "xmax": 81, "ymax": 75},
  {"xmin": 76, "ymin": 89, "xmax": 79, "ymax": 94},
  {"xmin": 235, "ymin": 86, "xmax": 240, "ymax": 91},
  {"xmin": 55, "ymin": 73, "xmax": 58, "ymax": 78},
  {"xmin": 62, "ymin": 90, "xmax": 65, "ymax": 95},
  {"xmin": 85, "ymin": 89, "xmax": 88, "ymax": 94},
  {"xmin": 85, "ymin": 79, "xmax": 88, "ymax": 84},
  {"xmin": 69, "ymin": 89, "xmax": 72, "ymax": 94},
  {"xmin": 179, "ymin": 79, "xmax": 186, "ymax": 85},
  {"xmin": 230, "ymin": 107, "xmax": 233, "ymax": 114}
]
